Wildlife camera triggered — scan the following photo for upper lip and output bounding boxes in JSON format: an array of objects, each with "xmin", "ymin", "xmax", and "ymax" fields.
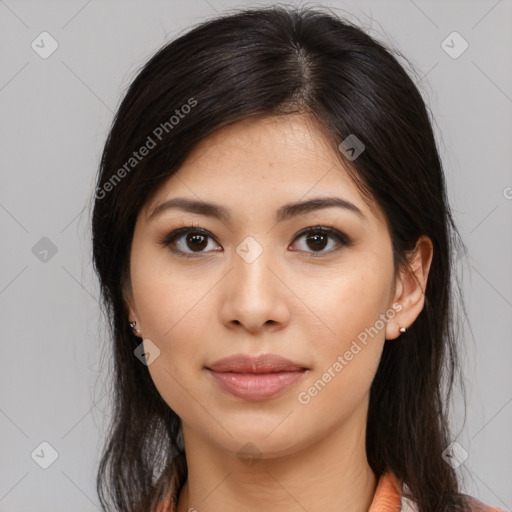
[{"xmin": 206, "ymin": 354, "xmax": 308, "ymax": 373}]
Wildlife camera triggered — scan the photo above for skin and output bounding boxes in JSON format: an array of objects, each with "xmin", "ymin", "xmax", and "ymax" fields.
[{"xmin": 124, "ymin": 114, "xmax": 433, "ymax": 512}]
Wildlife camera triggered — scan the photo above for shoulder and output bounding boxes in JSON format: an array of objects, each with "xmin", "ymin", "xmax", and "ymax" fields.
[
  {"xmin": 399, "ymin": 481, "xmax": 507, "ymax": 512},
  {"xmin": 461, "ymin": 494, "xmax": 508, "ymax": 512}
]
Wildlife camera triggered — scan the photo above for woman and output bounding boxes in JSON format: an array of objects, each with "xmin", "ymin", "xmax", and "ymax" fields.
[{"xmin": 91, "ymin": 5, "xmax": 505, "ymax": 512}]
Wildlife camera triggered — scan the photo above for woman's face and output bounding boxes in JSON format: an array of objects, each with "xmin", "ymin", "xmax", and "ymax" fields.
[{"xmin": 124, "ymin": 114, "xmax": 406, "ymax": 459}]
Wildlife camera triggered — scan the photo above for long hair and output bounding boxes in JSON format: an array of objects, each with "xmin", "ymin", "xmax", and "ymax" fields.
[{"xmin": 91, "ymin": 4, "xmax": 470, "ymax": 511}]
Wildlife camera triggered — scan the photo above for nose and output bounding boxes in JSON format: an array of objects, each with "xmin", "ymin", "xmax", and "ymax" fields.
[{"xmin": 219, "ymin": 241, "xmax": 290, "ymax": 334}]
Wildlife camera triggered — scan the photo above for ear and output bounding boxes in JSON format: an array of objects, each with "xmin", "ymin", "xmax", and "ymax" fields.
[
  {"xmin": 122, "ymin": 277, "xmax": 138, "ymax": 324},
  {"xmin": 385, "ymin": 235, "xmax": 433, "ymax": 340}
]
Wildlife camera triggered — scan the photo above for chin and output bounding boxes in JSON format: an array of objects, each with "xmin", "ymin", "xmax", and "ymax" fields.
[{"xmin": 205, "ymin": 421, "xmax": 312, "ymax": 461}]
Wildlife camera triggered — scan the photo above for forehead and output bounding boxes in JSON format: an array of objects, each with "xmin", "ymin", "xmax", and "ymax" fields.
[
  {"xmin": 142, "ymin": 115, "xmax": 385, "ymax": 226},
  {"xmin": 172, "ymin": 114, "xmax": 345, "ymax": 184}
]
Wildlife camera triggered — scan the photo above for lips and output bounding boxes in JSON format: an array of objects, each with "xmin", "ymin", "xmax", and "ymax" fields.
[
  {"xmin": 207, "ymin": 353, "xmax": 307, "ymax": 373},
  {"xmin": 206, "ymin": 353, "xmax": 309, "ymax": 400}
]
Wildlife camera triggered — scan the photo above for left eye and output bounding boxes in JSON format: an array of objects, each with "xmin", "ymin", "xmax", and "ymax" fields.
[
  {"xmin": 291, "ymin": 226, "xmax": 350, "ymax": 256},
  {"xmin": 158, "ymin": 225, "xmax": 350, "ymax": 259}
]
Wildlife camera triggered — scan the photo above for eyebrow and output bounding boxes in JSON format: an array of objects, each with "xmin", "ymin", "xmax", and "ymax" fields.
[{"xmin": 147, "ymin": 196, "xmax": 366, "ymax": 223}]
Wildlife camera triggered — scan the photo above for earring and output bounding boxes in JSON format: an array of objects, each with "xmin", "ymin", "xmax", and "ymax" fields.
[
  {"xmin": 399, "ymin": 326, "xmax": 406, "ymax": 334},
  {"xmin": 129, "ymin": 321, "xmax": 142, "ymax": 335}
]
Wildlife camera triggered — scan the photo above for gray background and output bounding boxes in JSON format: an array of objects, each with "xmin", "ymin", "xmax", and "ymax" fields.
[{"xmin": 1, "ymin": 0, "xmax": 511, "ymax": 510}]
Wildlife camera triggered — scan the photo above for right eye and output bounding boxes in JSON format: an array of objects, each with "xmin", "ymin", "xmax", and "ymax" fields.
[{"xmin": 157, "ymin": 224, "xmax": 222, "ymax": 259}]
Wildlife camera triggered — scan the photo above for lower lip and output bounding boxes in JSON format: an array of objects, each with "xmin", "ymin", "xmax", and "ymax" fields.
[{"xmin": 208, "ymin": 370, "xmax": 307, "ymax": 400}]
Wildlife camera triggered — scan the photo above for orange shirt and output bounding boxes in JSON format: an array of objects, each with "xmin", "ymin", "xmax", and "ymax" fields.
[
  {"xmin": 369, "ymin": 470, "xmax": 506, "ymax": 512},
  {"xmin": 156, "ymin": 464, "xmax": 507, "ymax": 512}
]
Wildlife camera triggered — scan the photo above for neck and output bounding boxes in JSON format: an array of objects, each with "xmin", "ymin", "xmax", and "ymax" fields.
[{"xmin": 176, "ymin": 409, "xmax": 377, "ymax": 512}]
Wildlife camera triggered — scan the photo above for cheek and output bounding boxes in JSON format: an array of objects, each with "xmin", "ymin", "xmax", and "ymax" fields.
[
  {"xmin": 130, "ymin": 242, "xmax": 213, "ymax": 344},
  {"xmin": 146, "ymin": 356, "xmax": 204, "ymax": 429},
  {"xmin": 295, "ymin": 269, "xmax": 391, "ymax": 416},
  {"xmin": 296, "ymin": 254, "xmax": 394, "ymax": 399},
  {"xmin": 301, "ymin": 256, "xmax": 394, "ymax": 345},
  {"xmin": 134, "ymin": 267, "xmax": 211, "ymax": 417}
]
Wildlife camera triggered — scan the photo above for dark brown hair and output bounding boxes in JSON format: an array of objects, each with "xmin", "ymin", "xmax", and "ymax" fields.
[{"xmin": 91, "ymin": 4, "xmax": 473, "ymax": 511}]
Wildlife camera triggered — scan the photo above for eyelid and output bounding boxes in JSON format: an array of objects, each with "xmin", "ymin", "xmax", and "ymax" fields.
[
  {"xmin": 156, "ymin": 222, "xmax": 219, "ymax": 259},
  {"xmin": 292, "ymin": 225, "xmax": 351, "ymax": 247},
  {"xmin": 157, "ymin": 223, "xmax": 351, "ymax": 258}
]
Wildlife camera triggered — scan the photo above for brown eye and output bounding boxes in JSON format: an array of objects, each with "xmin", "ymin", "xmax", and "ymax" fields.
[
  {"xmin": 158, "ymin": 227, "xmax": 221, "ymax": 259},
  {"xmin": 305, "ymin": 232, "xmax": 329, "ymax": 251},
  {"xmin": 290, "ymin": 226, "xmax": 350, "ymax": 257},
  {"xmin": 158, "ymin": 224, "xmax": 351, "ymax": 260},
  {"xmin": 184, "ymin": 232, "xmax": 209, "ymax": 251}
]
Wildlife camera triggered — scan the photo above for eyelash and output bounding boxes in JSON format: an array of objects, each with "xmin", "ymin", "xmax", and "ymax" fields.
[{"xmin": 157, "ymin": 222, "xmax": 352, "ymax": 260}]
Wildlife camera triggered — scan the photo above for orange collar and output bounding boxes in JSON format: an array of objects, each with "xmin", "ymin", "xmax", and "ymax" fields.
[
  {"xmin": 155, "ymin": 458, "xmax": 505, "ymax": 512},
  {"xmin": 369, "ymin": 470, "xmax": 405, "ymax": 512},
  {"xmin": 158, "ymin": 466, "xmax": 407, "ymax": 512}
]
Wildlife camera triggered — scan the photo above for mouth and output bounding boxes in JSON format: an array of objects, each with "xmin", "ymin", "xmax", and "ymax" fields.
[
  {"xmin": 206, "ymin": 369, "xmax": 308, "ymax": 400},
  {"xmin": 206, "ymin": 354, "xmax": 309, "ymax": 400},
  {"xmin": 205, "ymin": 353, "xmax": 309, "ymax": 400},
  {"xmin": 206, "ymin": 353, "xmax": 308, "ymax": 373}
]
